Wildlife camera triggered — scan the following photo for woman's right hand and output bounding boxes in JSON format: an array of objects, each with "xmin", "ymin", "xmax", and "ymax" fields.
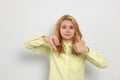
[{"xmin": 44, "ymin": 35, "xmax": 60, "ymax": 51}]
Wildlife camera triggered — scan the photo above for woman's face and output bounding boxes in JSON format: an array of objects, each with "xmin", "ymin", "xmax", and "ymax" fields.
[{"xmin": 60, "ymin": 20, "xmax": 75, "ymax": 42}]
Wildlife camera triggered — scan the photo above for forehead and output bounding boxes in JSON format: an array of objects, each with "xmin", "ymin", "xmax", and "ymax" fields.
[{"xmin": 61, "ymin": 20, "xmax": 73, "ymax": 25}]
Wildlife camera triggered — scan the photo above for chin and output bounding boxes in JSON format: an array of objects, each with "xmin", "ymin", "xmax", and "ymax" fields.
[{"xmin": 64, "ymin": 37, "xmax": 73, "ymax": 40}]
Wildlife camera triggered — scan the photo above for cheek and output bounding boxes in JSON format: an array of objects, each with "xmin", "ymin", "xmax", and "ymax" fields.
[
  {"xmin": 60, "ymin": 28, "xmax": 65, "ymax": 33},
  {"xmin": 71, "ymin": 30, "xmax": 75, "ymax": 34}
]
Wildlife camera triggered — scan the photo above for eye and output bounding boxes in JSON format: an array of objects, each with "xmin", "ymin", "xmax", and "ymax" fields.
[
  {"xmin": 61, "ymin": 25, "xmax": 66, "ymax": 29},
  {"xmin": 69, "ymin": 26, "xmax": 74, "ymax": 29},
  {"xmin": 62, "ymin": 27, "xmax": 66, "ymax": 29}
]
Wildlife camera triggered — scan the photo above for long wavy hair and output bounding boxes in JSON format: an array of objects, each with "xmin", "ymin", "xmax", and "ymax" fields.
[{"xmin": 54, "ymin": 14, "xmax": 84, "ymax": 56}]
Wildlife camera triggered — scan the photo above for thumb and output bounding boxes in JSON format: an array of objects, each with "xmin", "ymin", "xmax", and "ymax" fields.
[
  {"xmin": 50, "ymin": 41, "xmax": 57, "ymax": 51},
  {"xmin": 53, "ymin": 36, "xmax": 60, "ymax": 46}
]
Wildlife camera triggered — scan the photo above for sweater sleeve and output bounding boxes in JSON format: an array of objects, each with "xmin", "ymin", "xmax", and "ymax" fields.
[
  {"xmin": 24, "ymin": 36, "xmax": 53, "ymax": 56},
  {"xmin": 85, "ymin": 48, "xmax": 108, "ymax": 68}
]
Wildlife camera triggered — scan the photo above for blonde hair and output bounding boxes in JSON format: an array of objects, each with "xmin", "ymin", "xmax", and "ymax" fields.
[{"xmin": 54, "ymin": 14, "xmax": 84, "ymax": 56}]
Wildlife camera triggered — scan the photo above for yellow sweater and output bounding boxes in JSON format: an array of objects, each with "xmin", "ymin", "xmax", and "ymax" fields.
[{"xmin": 24, "ymin": 36, "xmax": 108, "ymax": 80}]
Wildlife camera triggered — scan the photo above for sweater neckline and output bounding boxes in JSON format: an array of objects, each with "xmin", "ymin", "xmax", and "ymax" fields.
[{"xmin": 63, "ymin": 42, "xmax": 72, "ymax": 47}]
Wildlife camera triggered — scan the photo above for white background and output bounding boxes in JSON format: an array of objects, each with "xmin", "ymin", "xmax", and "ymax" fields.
[{"xmin": 0, "ymin": 0, "xmax": 120, "ymax": 80}]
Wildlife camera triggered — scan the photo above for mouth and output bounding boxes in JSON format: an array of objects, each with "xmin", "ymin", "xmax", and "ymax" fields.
[{"xmin": 64, "ymin": 34, "xmax": 71, "ymax": 36}]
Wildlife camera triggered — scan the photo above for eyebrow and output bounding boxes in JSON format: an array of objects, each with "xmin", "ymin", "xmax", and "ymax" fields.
[{"xmin": 61, "ymin": 24, "xmax": 74, "ymax": 26}]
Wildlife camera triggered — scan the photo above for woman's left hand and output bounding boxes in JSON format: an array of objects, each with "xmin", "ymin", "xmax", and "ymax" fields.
[{"xmin": 73, "ymin": 41, "xmax": 89, "ymax": 54}]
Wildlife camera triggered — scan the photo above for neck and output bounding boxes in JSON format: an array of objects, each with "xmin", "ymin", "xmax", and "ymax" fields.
[{"xmin": 62, "ymin": 40, "xmax": 72, "ymax": 43}]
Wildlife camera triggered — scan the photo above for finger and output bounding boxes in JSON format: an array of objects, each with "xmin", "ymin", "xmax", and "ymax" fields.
[
  {"xmin": 53, "ymin": 36, "xmax": 60, "ymax": 46},
  {"xmin": 76, "ymin": 44, "xmax": 82, "ymax": 54},
  {"xmin": 54, "ymin": 36, "xmax": 59, "ymax": 45},
  {"xmin": 75, "ymin": 48, "xmax": 79, "ymax": 53},
  {"xmin": 73, "ymin": 44, "xmax": 79, "ymax": 53},
  {"xmin": 76, "ymin": 46, "xmax": 80, "ymax": 53},
  {"xmin": 50, "ymin": 41, "xmax": 57, "ymax": 51}
]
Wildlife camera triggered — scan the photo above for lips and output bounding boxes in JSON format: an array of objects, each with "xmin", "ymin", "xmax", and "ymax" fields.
[{"xmin": 64, "ymin": 34, "xmax": 71, "ymax": 36}]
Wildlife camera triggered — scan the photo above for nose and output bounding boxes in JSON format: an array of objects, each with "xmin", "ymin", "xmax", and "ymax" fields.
[{"xmin": 66, "ymin": 28, "xmax": 70, "ymax": 32}]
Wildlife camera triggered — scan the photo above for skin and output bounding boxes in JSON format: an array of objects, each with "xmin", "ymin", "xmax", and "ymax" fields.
[
  {"xmin": 60, "ymin": 20, "xmax": 75, "ymax": 43},
  {"xmin": 44, "ymin": 20, "xmax": 89, "ymax": 53}
]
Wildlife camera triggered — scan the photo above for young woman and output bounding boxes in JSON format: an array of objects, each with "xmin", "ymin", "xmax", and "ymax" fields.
[{"xmin": 24, "ymin": 15, "xmax": 108, "ymax": 80}]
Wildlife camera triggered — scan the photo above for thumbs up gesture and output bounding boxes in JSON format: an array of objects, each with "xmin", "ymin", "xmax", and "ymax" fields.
[{"xmin": 73, "ymin": 37, "xmax": 89, "ymax": 54}]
